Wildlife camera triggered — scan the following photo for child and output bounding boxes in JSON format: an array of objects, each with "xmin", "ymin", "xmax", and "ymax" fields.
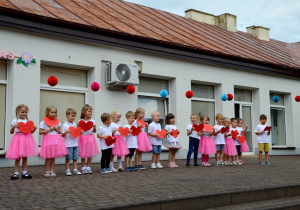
[
  {"xmin": 255, "ymin": 114, "xmax": 272, "ymax": 165},
  {"xmin": 223, "ymin": 118, "xmax": 237, "ymax": 165},
  {"xmin": 164, "ymin": 113, "xmax": 182, "ymax": 168},
  {"xmin": 124, "ymin": 111, "xmax": 138, "ymax": 171},
  {"xmin": 186, "ymin": 113, "xmax": 201, "ymax": 167},
  {"xmin": 198, "ymin": 115, "xmax": 216, "ymax": 166},
  {"xmin": 62, "ymin": 108, "xmax": 82, "ymax": 176},
  {"xmin": 237, "ymin": 118, "xmax": 249, "ymax": 164},
  {"xmin": 6, "ymin": 104, "xmax": 39, "ymax": 180},
  {"xmin": 97, "ymin": 113, "xmax": 115, "ymax": 173},
  {"xmin": 133, "ymin": 108, "xmax": 152, "ymax": 170},
  {"xmin": 213, "ymin": 113, "xmax": 225, "ymax": 166},
  {"xmin": 110, "ymin": 110, "xmax": 129, "ymax": 172},
  {"xmin": 78, "ymin": 104, "xmax": 99, "ymax": 174},
  {"xmin": 148, "ymin": 111, "xmax": 164, "ymax": 169},
  {"xmin": 224, "ymin": 118, "xmax": 240, "ymax": 165},
  {"xmin": 39, "ymin": 105, "xmax": 68, "ymax": 177}
]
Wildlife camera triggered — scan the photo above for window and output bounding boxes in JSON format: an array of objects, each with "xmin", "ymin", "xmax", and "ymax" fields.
[
  {"xmin": 191, "ymin": 84, "xmax": 215, "ymax": 124},
  {"xmin": 0, "ymin": 61, "xmax": 6, "ymax": 150},
  {"xmin": 234, "ymin": 89, "xmax": 252, "ymax": 102},
  {"xmin": 270, "ymin": 93, "xmax": 286, "ymax": 146}
]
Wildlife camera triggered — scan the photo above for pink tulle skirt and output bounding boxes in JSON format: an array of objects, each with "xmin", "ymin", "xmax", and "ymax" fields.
[
  {"xmin": 136, "ymin": 132, "xmax": 152, "ymax": 152},
  {"xmin": 78, "ymin": 134, "xmax": 99, "ymax": 158},
  {"xmin": 241, "ymin": 141, "xmax": 250, "ymax": 152},
  {"xmin": 198, "ymin": 136, "xmax": 216, "ymax": 155},
  {"xmin": 6, "ymin": 133, "xmax": 39, "ymax": 160},
  {"xmin": 112, "ymin": 135, "xmax": 130, "ymax": 157},
  {"xmin": 40, "ymin": 134, "xmax": 68, "ymax": 158},
  {"xmin": 223, "ymin": 138, "xmax": 238, "ymax": 156}
]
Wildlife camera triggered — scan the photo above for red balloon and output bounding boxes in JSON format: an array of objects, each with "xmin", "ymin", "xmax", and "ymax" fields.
[
  {"xmin": 185, "ymin": 90, "xmax": 193, "ymax": 98},
  {"xmin": 47, "ymin": 76, "xmax": 58, "ymax": 86},
  {"xmin": 295, "ymin": 96, "xmax": 300, "ymax": 102},
  {"xmin": 227, "ymin": 94, "xmax": 233, "ymax": 101},
  {"xmin": 91, "ymin": 82, "xmax": 100, "ymax": 92},
  {"xmin": 127, "ymin": 85, "xmax": 135, "ymax": 94}
]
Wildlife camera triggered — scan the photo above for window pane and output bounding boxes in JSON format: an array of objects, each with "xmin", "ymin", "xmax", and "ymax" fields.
[
  {"xmin": 191, "ymin": 84, "xmax": 214, "ymax": 99},
  {"xmin": 0, "ymin": 61, "xmax": 7, "ymax": 80},
  {"xmin": 234, "ymin": 89, "xmax": 252, "ymax": 102},
  {"xmin": 39, "ymin": 90, "xmax": 85, "ymax": 144},
  {"xmin": 138, "ymin": 77, "xmax": 169, "ymax": 94},
  {"xmin": 242, "ymin": 106, "xmax": 252, "ymax": 152},
  {"xmin": 270, "ymin": 93, "xmax": 284, "ymax": 105},
  {"xmin": 191, "ymin": 101, "xmax": 215, "ymax": 125},
  {"xmin": 271, "ymin": 108, "xmax": 286, "ymax": 145},
  {"xmin": 0, "ymin": 84, "xmax": 5, "ymax": 150},
  {"xmin": 41, "ymin": 65, "xmax": 87, "ymax": 88}
]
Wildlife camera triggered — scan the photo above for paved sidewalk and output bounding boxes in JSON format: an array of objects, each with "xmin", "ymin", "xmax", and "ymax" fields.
[{"xmin": 0, "ymin": 156, "xmax": 300, "ymax": 209}]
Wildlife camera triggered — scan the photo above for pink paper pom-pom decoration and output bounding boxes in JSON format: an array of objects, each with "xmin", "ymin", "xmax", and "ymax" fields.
[
  {"xmin": 91, "ymin": 82, "xmax": 100, "ymax": 92},
  {"xmin": 47, "ymin": 76, "xmax": 58, "ymax": 87}
]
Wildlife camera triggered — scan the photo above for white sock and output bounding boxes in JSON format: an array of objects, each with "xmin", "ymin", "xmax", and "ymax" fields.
[
  {"xmin": 109, "ymin": 162, "xmax": 114, "ymax": 169},
  {"xmin": 14, "ymin": 172, "xmax": 19, "ymax": 175},
  {"xmin": 86, "ymin": 167, "xmax": 91, "ymax": 171},
  {"xmin": 82, "ymin": 166, "xmax": 86, "ymax": 171},
  {"xmin": 22, "ymin": 171, "xmax": 27, "ymax": 175},
  {"xmin": 117, "ymin": 159, "xmax": 122, "ymax": 168}
]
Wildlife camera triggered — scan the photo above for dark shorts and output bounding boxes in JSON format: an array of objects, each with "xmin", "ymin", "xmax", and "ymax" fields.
[
  {"xmin": 216, "ymin": 144, "xmax": 225, "ymax": 151},
  {"xmin": 236, "ymin": 145, "xmax": 241, "ymax": 156},
  {"xmin": 126, "ymin": 148, "xmax": 136, "ymax": 157},
  {"xmin": 152, "ymin": 145, "xmax": 162, "ymax": 154}
]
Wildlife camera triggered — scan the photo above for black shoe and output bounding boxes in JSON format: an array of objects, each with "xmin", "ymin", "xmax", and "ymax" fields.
[
  {"xmin": 194, "ymin": 164, "xmax": 200, "ymax": 167},
  {"xmin": 139, "ymin": 165, "xmax": 146, "ymax": 170},
  {"xmin": 11, "ymin": 174, "xmax": 18, "ymax": 180},
  {"xmin": 135, "ymin": 165, "xmax": 141, "ymax": 170},
  {"xmin": 186, "ymin": 164, "xmax": 190, "ymax": 168},
  {"xmin": 22, "ymin": 173, "xmax": 32, "ymax": 179}
]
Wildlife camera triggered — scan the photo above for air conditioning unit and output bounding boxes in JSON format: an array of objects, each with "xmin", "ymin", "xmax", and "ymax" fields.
[{"xmin": 106, "ymin": 62, "xmax": 139, "ymax": 88}]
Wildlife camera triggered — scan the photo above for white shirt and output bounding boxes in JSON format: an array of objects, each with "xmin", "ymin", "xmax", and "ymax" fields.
[
  {"xmin": 39, "ymin": 120, "xmax": 61, "ymax": 135},
  {"xmin": 78, "ymin": 119, "xmax": 96, "ymax": 136},
  {"xmin": 133, "ymin": 119, "xmax": 146, "ymax": 132},
  {"xmin": 255, "ymin": 124, "xmax": 270, "ymax": 143},
  {"xmin": 186, "ymin": 124, "xmax": 201, "ymax": 140},
  {"xmin": 148, "ymin": 122, "xmax": 162, "ymax": 145},
  {"xmin": 124, "ymin": 124, "xmax": 138, "ymax": 149},
  {"xmin": 165, "ymin": 124, "xmax": 179, "ymax": 142},
  {"xmin": 11, "ymin": 119, "xmax": 29, "ymax": 133},
  {"xmin": 228, "ymin": 127, "xmax": 240, "ymax": 145},
  {"xmin": 97, "ymin": 124, "xmax": 114, "ymax": 150},
  {"xmin": 110, "ymin": 122, "xmax": 121, "ymax": 136},
  {"xmin": 62, "ymin": 121, "xmax": 78, "ymax": 147},
  {"xmin": 214, "ymin": 125, "xmax": 225, "ymax": 144}
]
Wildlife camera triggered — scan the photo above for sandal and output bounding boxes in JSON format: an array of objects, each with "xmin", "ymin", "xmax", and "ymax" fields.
[
  {"xmin": 50, "ymin": 171, "xmax": 56, "ymax": 177},
  {"xmin": 11, "ymin": 174, "xmax": 18, "ymax": 180},
  {"xmin": 44, "ymin": 171, "xmax": 51, "ymax": 178}
]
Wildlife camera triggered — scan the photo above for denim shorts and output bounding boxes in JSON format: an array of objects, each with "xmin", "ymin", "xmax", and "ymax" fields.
[
  {"xmin": 66, "ymin": 146, "xmax": 79, "ymax": 161},
  {"xmin": 152, "ymin": 145, "xmax": 162, "ymax": 154},
  {"xmin": 216, "ymin": 144, "xmax": 225, "ymax": 151}
]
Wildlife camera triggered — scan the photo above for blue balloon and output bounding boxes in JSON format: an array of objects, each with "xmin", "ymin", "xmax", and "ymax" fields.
[
  {"xmin": 221, "ymin": 94, "xmax": 228, "ymax": 101},
  {"xmin": 160, "ymin": 89, "xmax": 168, "ymax": 98},
  {"xmin": 273, "ymin": 96, "xmax": 279, "ymax": 103}
]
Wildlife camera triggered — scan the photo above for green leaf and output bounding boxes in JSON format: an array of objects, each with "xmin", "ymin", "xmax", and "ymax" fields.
[
  {"xmin": 32, "ymin": 59, "xmax": 36, "ymax": 64},
  {"xmin": 16, "ymin": 58, "xmax": 22, "ymax": 64},
  {"xmin": 22, "ymin": 61, "xmax": 28, "ymax": 67}
]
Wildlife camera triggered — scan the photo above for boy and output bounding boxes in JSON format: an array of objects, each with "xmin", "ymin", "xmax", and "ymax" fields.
[
  {"xmin": 213, "ymin": 113, "xmax": 225, "ymax": 166},
  {"xmin": 97, "ymin": 113, "xmax": 115, "ymax": 173},
  {"xmin": 62, "ymin": 108, "xmax": 82, "ymax": 175},
  {"xmin": 255, "ymin": 114, "xmax": 272, "ymax": 165},
  {"xmin": 186, "ymin": 113, "xmax": 201, "ymax": 167},
  {"xmin": 148, "ymin": 111, "xmax": 163, "ymax": 169}
]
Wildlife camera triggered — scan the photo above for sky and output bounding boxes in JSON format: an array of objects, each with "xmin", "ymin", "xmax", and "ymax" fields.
[{"xmin": 125, "ymin": 0, "xmax": 300, "ymax": 43}]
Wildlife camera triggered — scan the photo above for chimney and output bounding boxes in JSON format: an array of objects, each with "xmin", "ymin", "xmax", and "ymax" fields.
[
  {"xmin": 185, "ymin": 9, "xmax": 237, "ymax": 32},
  {"xmin": 246, "ymin": 26, "xmax": 270, "ymax": 41}
]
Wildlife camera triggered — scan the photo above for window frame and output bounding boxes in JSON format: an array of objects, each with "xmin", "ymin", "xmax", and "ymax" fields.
[
  {"xmin": 0, "ymin": 60, "xmax": 7, "ymax": 153},
  {"xmin": 270, "ymin": 104, "xmax": 287, "ymax": 147}
]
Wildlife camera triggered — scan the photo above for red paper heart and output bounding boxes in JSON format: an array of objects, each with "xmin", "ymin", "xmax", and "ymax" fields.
[
  {"xmin": 131, "ymin": 126, "xmax": 141, "ymax": 136},
  {"xmin": 171, "ymin": 129, "xmax": 178, "ymax": 138},
  {"xmin": 231, "ymin": 130, "xmax": 239, "ymax": 139},
  {"xmin": 105, "ymin": 136, "xmax": 116, "ymax": 146},
  {"xmin": 44, "ymin": 117, "xmax": 59, "ymax": 127},
  {"xmin": 204, "ymin": 124, "xmax": 213, "ymax": 132},
  {"xmin": 193, "ymin": 124, "xmax": 204, "ymax": 132},
  {"xmin": 69, "ymin": 127, "xmax": 81, "ymax": 138},
  {"xmin": 119, "ymin": 127, "xmax": 129, "ymax": 137},
  {"xmin": 18, "ymin": 121, "xmax": 34, "ymax": 134},
  {"xmin": 221, "ymin": 126, "xmax": 230, "ymax": 134},
  {"xmin": 78, "ymin": 120, "xmax": 93, "ymax": 132},
  {"xmin": 137, "ymin": 119, "xmax": 146, "ymax": 128},
  {"xmin": 238, "ymin": 132, "xmax": 246, "ymax": 144},
  {"xmin": 264, "ymin": 126, "xmax": 272, "ymax": 131},
  {"xmin": 156, "ymin": 130, "xmax": 166, "ymax": 139}
]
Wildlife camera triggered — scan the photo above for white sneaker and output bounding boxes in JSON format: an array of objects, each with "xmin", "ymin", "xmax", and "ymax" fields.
[
  {"xmin": 73, "ymin": 169, "xmax": 82, "ymax": 175},
  {"xmin": 66, "ymin": 170, "xmax": 72, "ymax": 176},
  {"xmin": 151, "ymin": 163, "xmax": 156, "ymax": 169},
  {"xmin": 156, "ymin": 163, "xmax": 163, "ymax": 169},
  {"xmin": 88, "ymin": 169, "xmax": 93, "ymax": 174},
  {"xmin": 233, "ymin": 161, "xmax": 237, "ymax": 165}
]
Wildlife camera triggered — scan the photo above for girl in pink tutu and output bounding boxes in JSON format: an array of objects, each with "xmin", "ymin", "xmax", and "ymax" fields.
[
  {"xmin": 6, "ymin": 104, "xmax": 39, "ymax": 180},
  {"xmin": 198, "ymin": 115, "xmax": 216, "ymax": 167},
  {"xmin": 237, "ymin": 118, "xmax": 249, "ymax": 164},
  {"xmin": 39, "ymin": 105, "xmax": 68, "ymax": 177},
  {"xmin": 133, "ymin": 108, "xmax": 152, "ymax": 170},
  {"xmin": 109, "ymin": 110, "xmax": 129, "ymax": 172},
  {"xmin": 164, "ymin": 113, "xmax": 182, "ymax": 168},
  {"xmin": 224, "ymin": 118, "xmax": 238, "ymax": 165},
  {"xmin": 77, "ymin": 104, "xmax": 99, "ymax": 174}
]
